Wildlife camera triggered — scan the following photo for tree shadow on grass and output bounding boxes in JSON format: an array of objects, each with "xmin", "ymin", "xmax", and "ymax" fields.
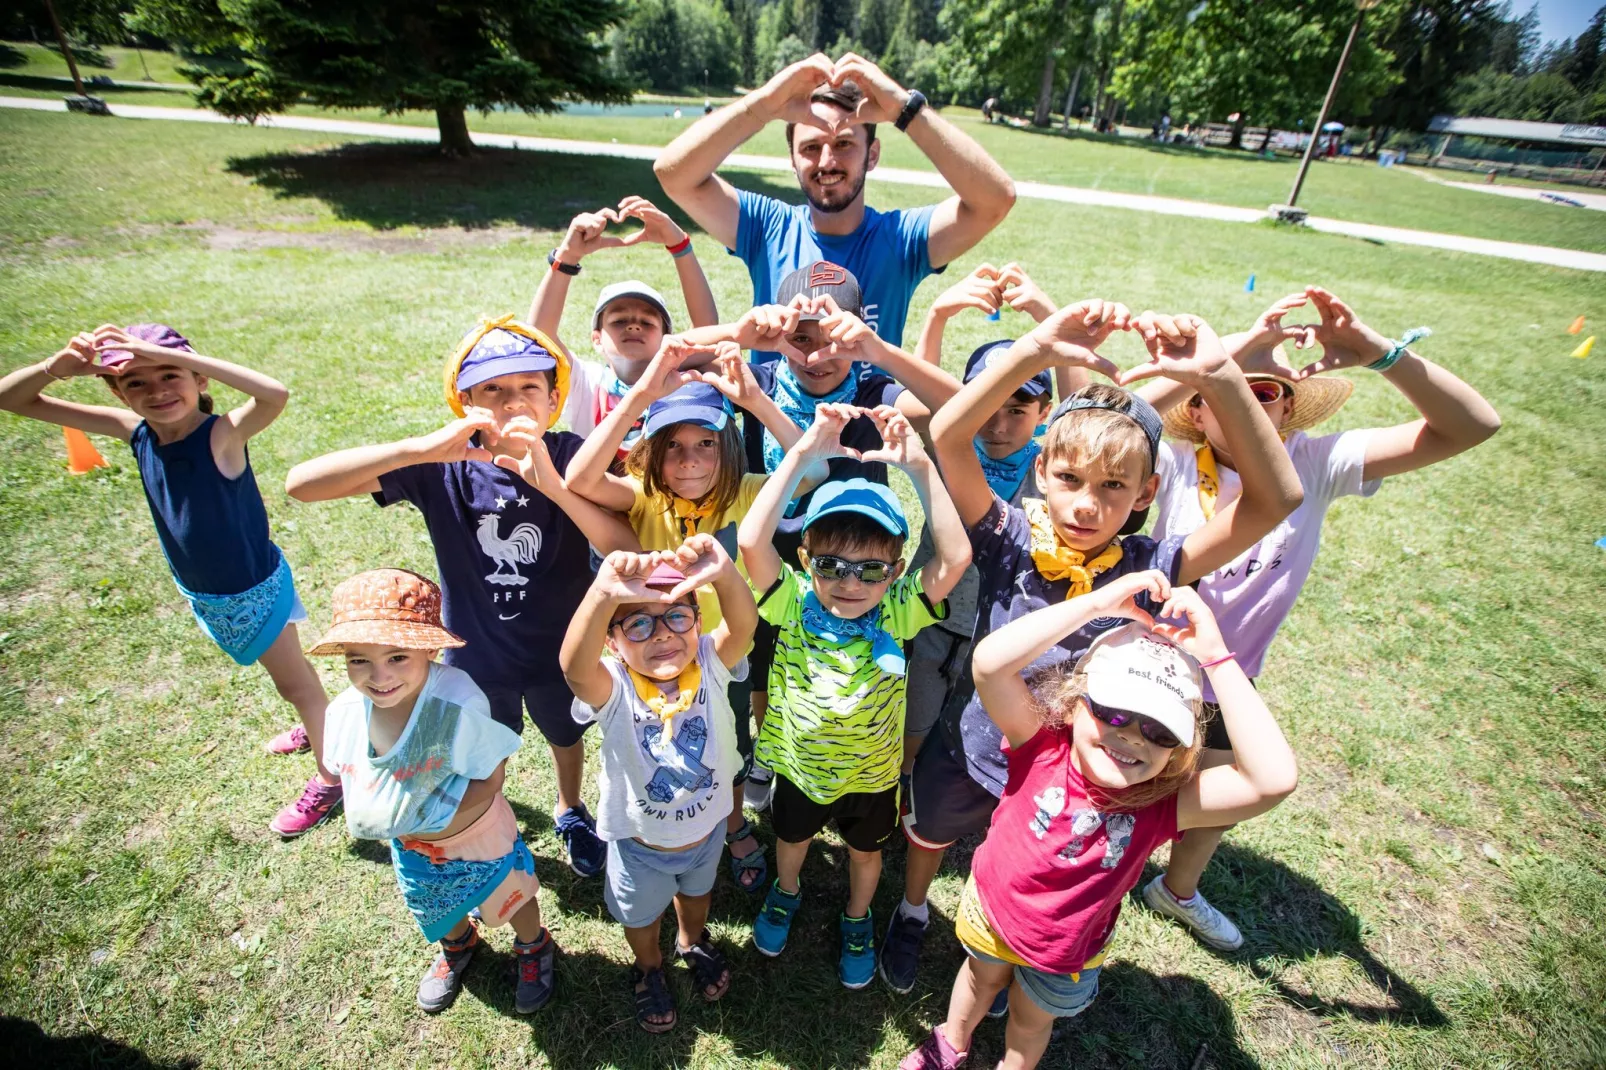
[
  {"xmin": 0, "ymin": 44, "xmax": 23, "ymax": 69},
  {"xmin": 0, "ymin": 73, "xmax": 180, "ymax": 97},
  {"xmin": 1154, "ymin": 841, "xmax": 1447, "ymax": 1028},
  {"xmin": 0, "ymin": 1017, "xmax": 198, "ymax": 1069},
  {"xmin": 222, "ymin": 141, "xmax": 808, "ymax": 233}
]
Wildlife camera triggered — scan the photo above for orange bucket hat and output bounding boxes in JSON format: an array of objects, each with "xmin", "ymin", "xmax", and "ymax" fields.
[{"xmin": 308, "ymin": 569, "xmax": 465, "ymax": 655}]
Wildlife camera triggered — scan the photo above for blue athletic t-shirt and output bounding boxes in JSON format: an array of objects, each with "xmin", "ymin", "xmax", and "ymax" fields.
[
  {"xmin": 373, "ymin": 432, "xmax": 592, "ymax": 691},
  {"xmin": 940, "ymin": 494, "xmax": 1188, "ymax": 798},
  {"xmin": 731, "ymin": 189, "xmax": 941, "ymax": 362}
]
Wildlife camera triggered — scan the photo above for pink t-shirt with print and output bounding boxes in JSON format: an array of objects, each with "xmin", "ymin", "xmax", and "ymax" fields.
[{"xmin": 972, "ymin": 725, "xmax": 1180, "ymax": 974}]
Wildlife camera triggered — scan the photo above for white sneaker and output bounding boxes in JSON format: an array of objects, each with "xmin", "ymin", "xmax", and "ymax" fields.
[
  {"xmin": 743, "ymin": 765, "xmax": 775, "ymax": 811},
  {"xmin": 1142, "ymin": 874, "xmax": 1244, "ymax": 951}
]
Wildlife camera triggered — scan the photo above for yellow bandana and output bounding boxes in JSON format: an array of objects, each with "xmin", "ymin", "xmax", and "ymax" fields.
[
  {"xmin": 626, "ymin": 661, "xmax": 702, "ymax": 725},
  {"xmin": 671, "ymin": 495, "xmax": 717, "ymax": 540},
  {"xmin": 1195, "ymin": 443, "xmax": 1222, "ymax": 521},
  {"xmin": 441, "ymin": 314, "xmax": 571, "ymax": 428},
  {"xmin": 1023, "ymin": 498, "xmax": 1123, "ymax": 598}
]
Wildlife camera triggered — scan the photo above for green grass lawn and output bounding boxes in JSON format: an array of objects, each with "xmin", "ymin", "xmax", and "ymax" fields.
[
  {"xmin": 5, "ymin": 43, "xmax": 1606, "ymax": 257},
  {"xmin": 2, "ymin": 106, "xmax": 1605, "ymax": 1070}
]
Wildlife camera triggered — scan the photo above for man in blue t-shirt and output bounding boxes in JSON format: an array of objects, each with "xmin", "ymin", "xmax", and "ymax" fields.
[{"xmin": 655, "ymin": 52, "xmax": 1015, "ymax": 362}]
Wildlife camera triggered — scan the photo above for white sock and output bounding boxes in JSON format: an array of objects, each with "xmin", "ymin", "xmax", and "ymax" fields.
[{"xmin": 899, "ymin": 898, "xmax": 929, "ymax": 923}]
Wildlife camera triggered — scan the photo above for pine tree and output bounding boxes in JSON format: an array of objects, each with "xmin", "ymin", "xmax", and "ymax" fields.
[{"xmin": 136, "ymin": 0, "xmax": 630, "ymax": 156}]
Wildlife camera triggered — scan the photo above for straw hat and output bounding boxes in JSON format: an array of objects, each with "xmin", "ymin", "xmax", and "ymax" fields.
[
  {"xmin": 308, "ymin": 569, "xmax": 465, "ymax": 655},
  {"xmin": 1160, "ymin": 364, "xmax": 1353, "ymax": 444}
]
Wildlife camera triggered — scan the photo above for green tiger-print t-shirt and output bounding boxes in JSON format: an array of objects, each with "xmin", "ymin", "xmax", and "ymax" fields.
[{"xmin": 753, "ymin": 565, "xmax": 946, "ymax": 803}]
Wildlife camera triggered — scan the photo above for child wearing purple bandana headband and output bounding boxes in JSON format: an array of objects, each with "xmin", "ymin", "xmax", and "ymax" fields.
[{"xmin": 0, "ymin": 323, "xmax": 343, "ymax": 837}]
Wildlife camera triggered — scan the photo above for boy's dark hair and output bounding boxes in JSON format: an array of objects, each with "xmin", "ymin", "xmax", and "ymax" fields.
[
  {"xmin": 801, "ymin": 510, "xmax": 905, "ymax": 563},
  {"xmin": 785, "ymin": 79, "xmax": 878, "ymax": 151}
]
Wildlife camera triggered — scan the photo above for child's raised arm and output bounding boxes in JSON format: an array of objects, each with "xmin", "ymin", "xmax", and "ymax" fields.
[
  {"xmin": 561, "ymin": 550, "xmax": 677, "ymax": 708},
  {"xmin": 929, "ymin": 300, "xmax": 1127, "ymax": 527},
  {"xmin": 860, "ymin": 408, "xmax": 971, "ymax": 603},
  {"xmin": 491, "ymin": 416, "xmax": 642, "ymax": 557},
  {"xmin": 737, "ymin": 404, "xmax": 860, "ymax": 593},
  {"xmin": 1285, "ymin": 287, "xmax": 1500, "ymax": 481},
  {"xmin": 1134, "ymin": 292, "xmax": 1308, "ymax": 416},
  {"xmin": 972, "ymin": 570, "xmax": 1173, "ymax": 748},
  {"xmin": 994, "ymin": 263, "xmax": 1078, "ymax": 398},
  {"xmin": 663, "ymin": 533, "xmax": 757, "ymax": 670},
  {"xmin": 1122, "ymin": 313, "xmax": 1304, "ymax": 585},
  {"xmin": 813, "ymin": 298, "xmax": 960, "ymax": 427},
  {"xmin": 620, "ymin": 196, "xmax": 719, "ymax": 329},
  {"xmin": 285, "ymin": 411, "xmax": 498, "ymax": 501},
  {"xmin": 1158, "ymin": 586, "xmax": 1298, "ymax": 829},
  {"xmin": 914, "ymin": 264, "xmax": 1006, "ymax": 366},
  {"xmin": 0, "ymin": 332, "xmax": 139, "ymax": 441}
]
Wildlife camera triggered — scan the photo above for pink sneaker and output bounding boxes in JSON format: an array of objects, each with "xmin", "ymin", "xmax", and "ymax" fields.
[
  {"xmin": 900, "ymin": 1026, "xmax": 968, "ymax": 1070},
  {"xmin": 270, "ymin": 778, "xmax": 342, "ymax": 838},
  {"xmin": 265, "ymin": 725, "xmax": 310, "ymax": 755}
]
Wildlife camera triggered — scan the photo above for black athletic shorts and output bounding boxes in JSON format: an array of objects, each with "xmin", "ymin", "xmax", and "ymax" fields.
[
  {"xmin": 900, "ymin": 732, "xmax": 1000, "ymax": 850},
  {"xmin": 770, "ymin": 774, "xmax": 899, "ymax": 853}
]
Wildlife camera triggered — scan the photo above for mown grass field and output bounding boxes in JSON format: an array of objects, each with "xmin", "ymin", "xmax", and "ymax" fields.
[
  {"xmin": 6, "ymin": 41, "xmax": 1606, "ymax": 257},
  {"xmin": 0, "ymin": 104, "xmax": 1603, "ymax": 1069}
]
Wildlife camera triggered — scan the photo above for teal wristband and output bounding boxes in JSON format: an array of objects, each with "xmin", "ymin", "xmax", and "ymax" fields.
[{"xmin": 1368, "ymin": 326, "xmax": 1430, "ymax": 372}]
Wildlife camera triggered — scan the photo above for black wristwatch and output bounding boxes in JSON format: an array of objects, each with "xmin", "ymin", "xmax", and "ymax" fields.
[
  {"xmin": 548, "ymin": 249, "xmax": 581, "ymax": 276},
  {"xmin": 894, "ymin": 90, "xmax": 927, "ymax": 132}
]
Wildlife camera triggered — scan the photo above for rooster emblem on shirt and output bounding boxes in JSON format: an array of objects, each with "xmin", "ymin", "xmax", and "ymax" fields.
[{"xmin": 477, "ymin": 513, "xmax": 542, "ymax": 586}]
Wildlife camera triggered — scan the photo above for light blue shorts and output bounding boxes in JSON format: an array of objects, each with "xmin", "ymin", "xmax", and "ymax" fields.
[
  {"xmin": 965, "ymin": 946, "xmax": 1102, "ymax": 1019},
  {"xmin": 603, "ymin": 830, "xmax": 723, "ymax": 928}
]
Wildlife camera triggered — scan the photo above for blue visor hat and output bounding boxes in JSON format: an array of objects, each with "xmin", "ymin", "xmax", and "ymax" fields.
[
  {"xmin": 644, "ymin": 380, "xmax": 731, "ymax": 438},
  {"xmin": 963, "ymin": 339, "xmax": 1052, "ymax": 398},
  {"xmin": 455, "ymin": 328, "xmax": 558, "ymax": 391},
  {"xmin": 802, "ymin": 478, "xmax": 909, "ymax": 537}
]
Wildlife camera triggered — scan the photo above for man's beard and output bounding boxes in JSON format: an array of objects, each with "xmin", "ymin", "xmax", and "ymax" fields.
[{"xmin": 802, "ymin": 168, "xmax": 866, "ymax": 214}]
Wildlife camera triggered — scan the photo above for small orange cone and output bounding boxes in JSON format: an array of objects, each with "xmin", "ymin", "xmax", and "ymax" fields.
[
  {"xmin": 1572, "ymin": 335, "xmax": 1596, "ymax": 359},
  {"xmin": 1568, "ymin": 316, "xmax": 1586, "ymax": 335},
  {"xmin": 64, "ymin": 427, "xmax": 109, "ymax": 474}
]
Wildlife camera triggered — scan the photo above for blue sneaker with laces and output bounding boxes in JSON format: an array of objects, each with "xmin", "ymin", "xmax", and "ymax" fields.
[
  {"xmin": 554, "ymin": 804, "xmax": 605, "ymax": 878},
  {"xmin": 753, "ymin": 880, "xmax": 802, "ymax": 957},
  {"xmin": 840, "ymin": 911, "xmax": 877, "ymax": 990}
]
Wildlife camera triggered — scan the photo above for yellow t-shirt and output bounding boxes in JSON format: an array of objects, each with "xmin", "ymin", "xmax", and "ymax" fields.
[{"xmin": 626, "ymin": 471, "xmax": 768, "ymax": 630}]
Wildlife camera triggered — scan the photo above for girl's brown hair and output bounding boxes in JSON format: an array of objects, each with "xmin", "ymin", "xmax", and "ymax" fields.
[
  {"xmin": 625, "ymin": 420, "xmax": 745, "ymax": 522},
  {"xmin": 1032, "ymin": 669, "xmax": 1202, "ymax": 813}
]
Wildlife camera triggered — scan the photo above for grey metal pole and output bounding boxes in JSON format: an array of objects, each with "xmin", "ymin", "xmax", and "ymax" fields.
[{"xmin": 1287, "ymin": 5, "xmax": 1367, "ymax": 209}]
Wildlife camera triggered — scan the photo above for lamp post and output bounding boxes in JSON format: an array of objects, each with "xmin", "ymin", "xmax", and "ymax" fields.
[{"xmin": 1272, "ymin": 0, "xmax": 1380, "ymax": 222}]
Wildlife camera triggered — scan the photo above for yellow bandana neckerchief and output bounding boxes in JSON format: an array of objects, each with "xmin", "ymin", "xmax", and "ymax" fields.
[
  {"xmin": 671, "ymin": 495, "xmax": 717, "ymax": 540},
  {"xmin": 1023, "ymin": 498, "xmax": 1124, "ymax": 598},
  {"xmin": 626, "ymin": 661, "xmax": 702, "ymax": 725}
]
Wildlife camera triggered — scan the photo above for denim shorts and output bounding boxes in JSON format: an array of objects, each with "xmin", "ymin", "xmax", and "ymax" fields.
[
  {"xmin": 603, "ymin": 830, "xmax": 723, "ymax": 928},
  {"xmin": 965, "ymin": 945, "xmax": 1102, "ymax": 1019}
]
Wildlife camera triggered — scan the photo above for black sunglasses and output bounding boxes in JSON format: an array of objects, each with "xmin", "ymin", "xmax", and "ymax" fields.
[
  {"xmin": 808, "ymin": 555, "xmax": 896, "ymax": 583},
  {"xmin": 610, "ymin": 605, "xmax": 699, "ymax": 643},
  {"xmin": 1086, "ymin": 697, "xmax": 1182, "ymax": 750}
]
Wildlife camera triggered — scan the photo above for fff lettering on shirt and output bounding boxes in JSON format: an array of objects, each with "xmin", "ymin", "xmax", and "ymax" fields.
[
  {"xmin": 492, "ymin": 589, "xmax": 529, "ymax": 604},
  {"xmin": 633, "ymin": 781, "xmax": 723, "ymax": 822}
]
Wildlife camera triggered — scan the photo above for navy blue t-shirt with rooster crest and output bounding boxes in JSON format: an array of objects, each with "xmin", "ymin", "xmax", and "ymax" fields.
[{"xmin": 374, "ymin": 431, "xmax": 592, "ymax": 690}]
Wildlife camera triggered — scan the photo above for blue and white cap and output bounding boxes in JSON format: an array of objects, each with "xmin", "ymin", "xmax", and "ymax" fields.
[
  {"xmin": 963, "ymin": 339, "xmax": 1052, "ymax": 398},
  {"xmin": 643, "ymin": 380, "xmax": 731, "ymax": 438},
  {"xmin": 801, "ymin": 478, "xmax": 909, "ymax": 537},
  {"xmin": 455, "ymin": 328, "xmax": 557, "ymax": 391}
]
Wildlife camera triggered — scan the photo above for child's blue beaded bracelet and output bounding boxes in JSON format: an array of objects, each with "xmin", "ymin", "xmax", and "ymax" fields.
[{"xmin": 1367, "ymin": 326, "xmax": 1431, "ymax": 373}]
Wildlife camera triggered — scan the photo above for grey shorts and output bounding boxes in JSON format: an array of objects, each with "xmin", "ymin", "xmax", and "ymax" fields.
[
  {"xmin": 603, "ymin": 830, "xmax": 723, "ymax": 928},
  {"xmin": 966, "ymin": 946, "xmax": 1102, "ymax": 1019},
  {"xmin": 906, "ymin": 627, "xmax": 971, "ymax": 737}
]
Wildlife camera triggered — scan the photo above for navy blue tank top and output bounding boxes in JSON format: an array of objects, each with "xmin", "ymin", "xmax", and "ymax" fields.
[{"xmin": 130, "ymin": 415, "xmax": 277, "ymax": 596}]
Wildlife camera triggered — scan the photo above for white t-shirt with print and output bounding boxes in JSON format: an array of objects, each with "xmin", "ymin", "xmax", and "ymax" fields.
[
  {"xmin": 560, "ymin": 358, "xmax": 642, "ymax": 458},
  {"xmin": 323, "ymin": 662, "xmax": 521, "ymax": 840},
  {"xmin": 571, "ymin": 635, "xmax": 747, "ymax": 848},
  {"xmin": 1152, "ymin": 429, "xmax": 1380, "ymax": 697}
]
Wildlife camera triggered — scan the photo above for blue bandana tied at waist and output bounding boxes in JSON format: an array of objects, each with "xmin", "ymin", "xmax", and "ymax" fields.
[
  {"xmin": 391, "ymin": 835, "xmax": 538, "ymax": 942},
  {"xmin": 801, "ymin": 591, "xmax": 905, "ymax": 676},
  {"xmin": 170, "ymin": 548, "xmax": 302, "ymax": 666}
]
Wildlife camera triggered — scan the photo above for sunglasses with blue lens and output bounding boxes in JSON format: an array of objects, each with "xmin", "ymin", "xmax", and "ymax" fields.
[
  {"xmin": 808, "ymin": 555, "xmax": 896, "ymax": 583},
  {"xmin": 610, "ymin": 605, "xmax": 699, "ymax": 643},
  {"xmin": 1085, "ymin": 697, "xmax": 1183, "ymax": 750}
]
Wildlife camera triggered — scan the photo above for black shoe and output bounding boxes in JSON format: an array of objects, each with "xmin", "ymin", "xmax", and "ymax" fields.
[{"xmin": 878, "ymin": 907, "xmax": 928, "ymax": 994}]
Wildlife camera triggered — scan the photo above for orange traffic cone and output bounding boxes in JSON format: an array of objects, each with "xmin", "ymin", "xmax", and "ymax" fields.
[
  {"xmin": 1568, "ymin": 316, "xmax": 1586, "ymax": 335},
  {"xmin": 64, "ymin": 427, "xmax": 109, "ymax": 474}
]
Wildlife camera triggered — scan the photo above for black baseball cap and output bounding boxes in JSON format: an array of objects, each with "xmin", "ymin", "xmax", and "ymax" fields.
[
  {"xmin": 776, "ymin": 261, "xmax": 863, "ymax": 321},
  {"xmin": 964, "ymin": 339, "xmax": 1052, "ymax": 399}
]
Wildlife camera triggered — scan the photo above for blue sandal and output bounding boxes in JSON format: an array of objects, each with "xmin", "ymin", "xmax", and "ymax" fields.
[{"xmin": 725, "ymin": 818, "xmax": 768, "ymax": 894}]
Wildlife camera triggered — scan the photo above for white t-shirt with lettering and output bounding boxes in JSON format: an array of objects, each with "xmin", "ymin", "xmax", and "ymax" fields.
[
  {"xmin": 571, "ymin": 636, "xmax": 746, "ymax": 847},
  {"xmin": 1152, "ymin": 429, "xmax": 1380, "ymax": 698}
]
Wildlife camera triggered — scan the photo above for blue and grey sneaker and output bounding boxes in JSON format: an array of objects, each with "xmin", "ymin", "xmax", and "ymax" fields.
[
  {"xmin": 840, "ymin": 912, "xmax": 877, "ymax": 990},
  {"xmin": 753, "ymin": 880, "xmax": 802, "ymax": 957},
  {"xmin": 554, "ymin": 804, "xmax": 606, "ymax": 878},
  {"xmin": 879, "ymin": 907, "xmax": 928, "ymax": 994}
]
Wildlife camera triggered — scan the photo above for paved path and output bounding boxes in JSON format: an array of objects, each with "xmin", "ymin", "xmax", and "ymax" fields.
[{"xmin": 7, "ymin": 95, "xmax": 1605, "ymax": 273}]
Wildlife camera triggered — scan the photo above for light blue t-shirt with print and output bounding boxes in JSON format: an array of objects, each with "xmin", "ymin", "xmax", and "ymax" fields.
[
  {"xmin": 731, "ymin": 189, "xmax": 941, "ymax": 362},
  {"xmin": 323, "ymin": 662, "xmax": 521, "ymax": 840}
]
